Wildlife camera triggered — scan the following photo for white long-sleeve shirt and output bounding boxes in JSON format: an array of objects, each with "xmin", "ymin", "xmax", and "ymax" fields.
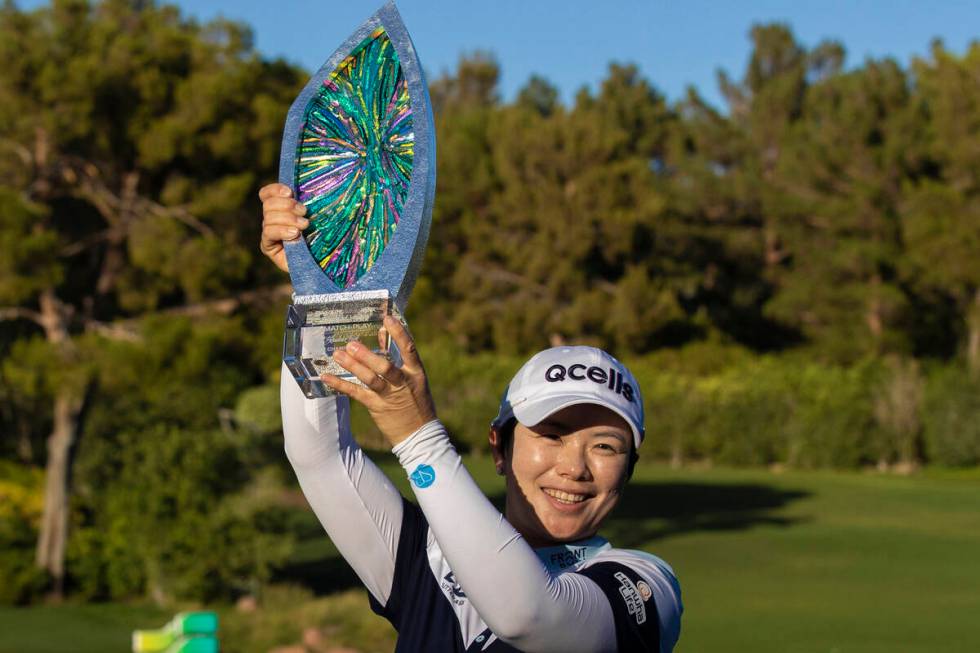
[{"xmin": 281, "ymin": 368, "xmax": 682, "ymax": 652}]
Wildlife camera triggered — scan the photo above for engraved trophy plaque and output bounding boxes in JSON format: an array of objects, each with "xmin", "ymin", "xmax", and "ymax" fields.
[{"xmin": 279, "ymin": 2, "xmax": 435, "ymax": 398}]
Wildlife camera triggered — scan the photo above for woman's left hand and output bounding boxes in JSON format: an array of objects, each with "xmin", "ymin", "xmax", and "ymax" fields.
[{"xmin": 322, "ymin": 315, "xmax": 437, "ymax": 447}]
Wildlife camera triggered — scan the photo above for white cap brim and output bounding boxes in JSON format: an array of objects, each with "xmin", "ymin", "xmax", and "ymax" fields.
[{"xmin": 509, "ymin": 394, "xmax": 644, "ymax": 451}]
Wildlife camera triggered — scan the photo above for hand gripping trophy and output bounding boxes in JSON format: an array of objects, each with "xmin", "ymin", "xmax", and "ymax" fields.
[{"xmin": 278, "ymin": 1, "xmax": 435, "ymax": 398}]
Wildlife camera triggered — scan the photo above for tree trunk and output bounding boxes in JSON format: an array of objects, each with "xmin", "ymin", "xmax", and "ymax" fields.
[
  {"xmin": 968, "ymin": 287, "xmax": 980, "ymax": 375},
  {"xmin": 866, "ymin": 274, "xmax": 884, "ymax": 352},
  {"xmin": 94, "ymin": 171, "xmax": 138, "ymax": 299},
  {"xmin": 33, "ymin": 289, "xmax": 84, "ymax": 599},
  {"xmin": 35, "ymin": 391, "xmax": 84, "ymax": 597},
  {"xmin": 761, "ymin": 149, "xmax": 785, "ymax": 272},
  {"xmin": 763, "ymin": 226, "xmax": 784, "ymax": 268},
  {"xmin": 16, "ymin": 426, "xmax": 33, "ymax": 462},
  {"xmin": 95, "ymin": 235, "xmax": 125, "ymax": 297}
]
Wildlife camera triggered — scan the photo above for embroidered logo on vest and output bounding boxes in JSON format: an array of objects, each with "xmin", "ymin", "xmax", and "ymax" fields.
[{"xmin": 615, "ymin": 571, "xmax": 647, "ymax": 625}]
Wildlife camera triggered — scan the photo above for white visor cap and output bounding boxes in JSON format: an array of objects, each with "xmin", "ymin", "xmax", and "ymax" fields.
[{"xmin": 492, "ymin": 346, "xmax": 645, "ymax": 450}]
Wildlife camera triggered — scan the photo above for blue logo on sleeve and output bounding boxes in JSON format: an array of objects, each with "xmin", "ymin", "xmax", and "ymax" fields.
[{"xmin": 410, "ymin": 464, "xmax": 436, "ymax": 489}]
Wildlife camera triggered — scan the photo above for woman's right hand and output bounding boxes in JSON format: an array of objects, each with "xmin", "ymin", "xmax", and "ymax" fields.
[
  {"xmin": 258, "ymin": 183, "xmax": 309, "ymax": 273},
  {"xmin": 323, "ymin": 315, "xmax": 438, "ymax": 448}
]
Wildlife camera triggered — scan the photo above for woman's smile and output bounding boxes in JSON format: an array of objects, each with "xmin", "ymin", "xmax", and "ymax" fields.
[{"xmin": 541, "ymin": 487, "xmax": 590, "ymax": 505}]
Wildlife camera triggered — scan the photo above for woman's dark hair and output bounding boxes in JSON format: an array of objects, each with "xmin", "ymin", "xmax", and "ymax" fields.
[{"xmin": 495, "ymin": 418, "xmax": 639, "ymax": 480}]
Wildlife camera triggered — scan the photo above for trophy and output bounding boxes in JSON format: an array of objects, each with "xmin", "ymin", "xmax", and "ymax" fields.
[{"xmin": 279, "ymin": 2, "xmax": 435, "ymax": 398}]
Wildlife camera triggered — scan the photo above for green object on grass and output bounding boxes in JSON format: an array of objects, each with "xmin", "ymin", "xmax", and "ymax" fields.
[
  {"xmin": 165, "ymin": 636, "xmax": 218, "ymax": 653},
  {"xmin": 132, "ymin": 612, "xmax": 218, "ymax": 652},
  {"xmin": 170, "ymin": 612, "xmax": 218, "ymax": 636},
  {"xmin": 132, "ymin": 629, "xmax": 174, "ymax": 651}
]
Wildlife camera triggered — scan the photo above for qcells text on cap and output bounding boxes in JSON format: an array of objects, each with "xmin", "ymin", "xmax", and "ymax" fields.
[{"xmin": 543, "ymin": 363, "xmax": 635, "ymax": 403}]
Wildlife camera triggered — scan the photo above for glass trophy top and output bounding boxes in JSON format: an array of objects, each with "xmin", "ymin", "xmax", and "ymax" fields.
[
  {"xmin": 279, "ymin": 1, "xmax": 433, "ymax": 306},
  {"xmin": 278, "ymin": 2, "xmax": 434, "ymax": 399},
  {"xmin": 296, "ymin": 26, "xmax": 413, "ymax": 290}
]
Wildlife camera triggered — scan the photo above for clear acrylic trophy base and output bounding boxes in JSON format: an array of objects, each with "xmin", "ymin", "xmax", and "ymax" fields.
[{"xmin": 283, "ymin": 289, "xmax": 396, "ymax": 398}]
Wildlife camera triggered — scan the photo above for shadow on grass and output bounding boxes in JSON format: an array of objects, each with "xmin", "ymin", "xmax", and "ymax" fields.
[
  {"xmin": 604, "ymin": 481, "xmax": 811, "ymax": 549},
  {"xmin": 275, "ymin": 479, "xmax": 809, "ymax": 594},
  {"xmin": 275, "ymin": 551, "xmax": 365, "ymax": 596}
]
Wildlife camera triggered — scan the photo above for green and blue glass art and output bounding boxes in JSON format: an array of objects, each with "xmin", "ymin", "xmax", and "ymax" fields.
[
  {"xmin": 296, "ymin": 25, "xmax": 413, "ymax": 289},
  {"xmin": 279, "ymin": 1, "xmax": 435, "ymax": 398}
]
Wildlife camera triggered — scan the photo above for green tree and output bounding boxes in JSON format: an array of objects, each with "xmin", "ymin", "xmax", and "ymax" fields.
[
  {"xmin": 0, "ymin": 0, "xmax": 301, "ymax": 594},
  {"xmin": 416, "ymin": 53, "xmax": 501, "ymax": 339},
  {"xmin": 69, "ymin": 424, "xmax": 293, "ymax": 603},
  {"xmin": 716, "ymin": 24, "xmax": 817, "ymax": 273},
  {"xmin": 904, "ymin": 42, "xmax": 980, "ymax": 372},
  {"xmin": 766, "ymin": 58, "xmax": 918, "ymax": 361},
  {"xmin": 662, "ymin": 87, "xmax": 782, "ymax": 350},
  {"xmin": 447, "ymin": 63, "xmax": 685, "ymax": 353}
]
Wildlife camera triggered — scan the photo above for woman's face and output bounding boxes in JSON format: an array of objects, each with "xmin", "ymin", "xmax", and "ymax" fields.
[{"xmin": 492, "ymin": 404, "xmax": 633, "ymax": 547}]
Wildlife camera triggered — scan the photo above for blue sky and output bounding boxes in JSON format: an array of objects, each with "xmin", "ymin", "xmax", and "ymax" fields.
[{"xmin": 19, "ymin": 1, "xmax": 980, "ymax": 108}]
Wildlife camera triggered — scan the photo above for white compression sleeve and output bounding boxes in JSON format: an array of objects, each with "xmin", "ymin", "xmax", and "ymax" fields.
[
  {"xmin": 393, "ymin": 420, "xmax": 620, "ymax": 653},
  {"xmin": 280, "ymin": 366, "xmax": 404, "ymax": 606}
]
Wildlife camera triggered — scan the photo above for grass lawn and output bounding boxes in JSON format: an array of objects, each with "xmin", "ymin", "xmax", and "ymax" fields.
[
  {"xmin": 1, "ymin": 462, "xmax": 978, "ymax": 652},
  {"xmin": 0, "ymin": 602, "xmax": 169, "ymax": 653},
  {"xmin": 622, "ymin": 465, "xmax": 980, "ymax": 652}
]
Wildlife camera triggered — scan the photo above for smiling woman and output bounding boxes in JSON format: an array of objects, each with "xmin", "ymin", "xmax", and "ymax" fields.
[
  {"xmin": 494, "ymin": 404, "xmax": 634, "ymax": 547},
  {"xmin": 261, "ymin": 183, "xmax": 682, "ymax": 652}
]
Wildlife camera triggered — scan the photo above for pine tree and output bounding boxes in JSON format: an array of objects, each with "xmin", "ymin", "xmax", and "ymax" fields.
[
  {"xmin": 904, "ymin": 42, "xmax": 980, "ymax": 372},
  {"xmin": 0, "ymin": 0, "xmax": 301, "ymax": 594}
]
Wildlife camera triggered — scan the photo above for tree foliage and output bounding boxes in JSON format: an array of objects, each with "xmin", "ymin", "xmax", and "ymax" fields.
[{"xmin": 0, "ymin": 0, "xmax": 301, "ymax": 598}]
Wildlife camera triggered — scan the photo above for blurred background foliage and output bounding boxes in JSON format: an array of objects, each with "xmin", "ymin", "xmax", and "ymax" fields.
[{"xmin": 1, "ymin": 0, "xmax": 979, "ymax": 625}]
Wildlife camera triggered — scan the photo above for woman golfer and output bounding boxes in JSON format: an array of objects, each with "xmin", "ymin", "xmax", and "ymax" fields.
[{"xmin": 261, "ymin": 184, "xmax": 682, "ymax": 652}]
